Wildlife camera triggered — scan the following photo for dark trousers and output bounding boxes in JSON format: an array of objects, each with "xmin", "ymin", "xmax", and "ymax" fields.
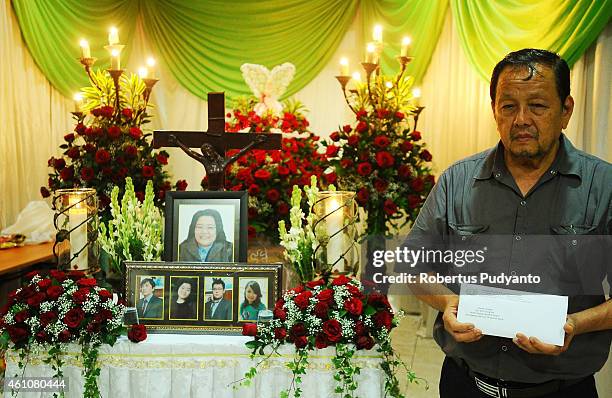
[{"xmin": 439, "ymin": 356, "xmax": 599, "ymax": 398}]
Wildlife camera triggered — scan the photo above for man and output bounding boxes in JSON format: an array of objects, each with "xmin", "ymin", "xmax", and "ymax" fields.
[
  {"xmin": 137, "ymin": 278, "xmax": 163, "ymax": 319},
  {"xmin": 205, "ymin": 278, "xmax": 232, "ymax": 320},
  {"xmin": 408, "ymin": 49, "xmax": 611, "ymax": 397}
]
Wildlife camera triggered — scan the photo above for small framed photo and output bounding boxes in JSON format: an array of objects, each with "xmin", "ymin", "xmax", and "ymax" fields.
[
  {"xmin": 125, "ymin": 262, "xmax": 282, "ymax": 334},
  {"xmin": 164, "ymin": 191, "xmax": 248, "ymax": 262}
]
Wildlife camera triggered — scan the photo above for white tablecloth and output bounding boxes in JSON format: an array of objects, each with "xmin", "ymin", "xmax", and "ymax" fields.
[{"xmin": 5, "ymin": 334, "xmax": 385, "ymax": 398}]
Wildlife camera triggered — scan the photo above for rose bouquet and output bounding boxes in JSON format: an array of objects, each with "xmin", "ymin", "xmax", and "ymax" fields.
[
  {"xmin": 0, "ymin": 270, "xmax": 145, "ymax": 397},
  {"xmin": 42, "ymin": 70, "xmax": 186, "ymax": 222},
  {"xmin": 239, "ymin": 275, "xmax": 421, "ymax": 397}
]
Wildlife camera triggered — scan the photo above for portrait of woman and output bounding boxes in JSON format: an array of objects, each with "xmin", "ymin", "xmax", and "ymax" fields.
[
  {"xmin": 239, "ymin": 280, "xmax": 267, "ymax": 321},
  {"xmin": 169, "ymin": 278, "xmax": 198, "ymax": 320},
  {"xmin": 178, "ymin": 209, "xmax": 234, "ymax": 262}
]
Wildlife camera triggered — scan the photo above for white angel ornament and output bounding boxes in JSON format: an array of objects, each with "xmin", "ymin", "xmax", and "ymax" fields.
[{"xmin": 240, "ymin": 62, "xmax": 296, "ymax": 116}]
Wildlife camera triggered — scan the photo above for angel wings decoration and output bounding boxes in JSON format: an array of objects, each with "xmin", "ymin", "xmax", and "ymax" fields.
[{"xmin": 240, "ymin": 62, "xmax": 296, "ymax": 116}]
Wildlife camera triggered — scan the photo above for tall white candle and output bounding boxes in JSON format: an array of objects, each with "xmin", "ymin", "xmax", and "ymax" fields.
[
  {"xmin": 146, "ymin": 57, "xmax": 156, "ymax": 78},
  {"xmin": 69, "ymin": 194, "xmax": 88, "ymax": 270},
  {"xmin": 108, "ymin": 27, "xmax": 119, "ymax": 45},
  {"xmin": 73, "ymin": 93, "xmax": 83, "ymax": 113},
  {"xmin": 110, "ymin": 49, "xmax": 121, "ymax": 70},
  {"xmin": 80, "ymin": 39, "xmax": 90, "ymax": 58},
  {"xmin": 373, "ymin": 25, "xmax": 383, "ymax": 43},
  {"xmin": 326, "ymin": 197, "xmax": 344, "ymax": 272},
  {"xmin": 339, "ymin": 57, "xmax": 349, "ymax": 76},
  {"xmin": 366, "ymin": 42, "xmax": 376, "ymax": 63},
  {"xmin": 412, "ymin": 87, "xmax": 421, "ymax": 106},
  {"xmin": 401, "ymin": 36, "xmax": 412, "ymax": 57}
]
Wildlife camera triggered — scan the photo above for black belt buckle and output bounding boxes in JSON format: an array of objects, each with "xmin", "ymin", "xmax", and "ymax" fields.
[{"xmin": 474, "ymin": 374, "xmax": 507, "ymax": 397}]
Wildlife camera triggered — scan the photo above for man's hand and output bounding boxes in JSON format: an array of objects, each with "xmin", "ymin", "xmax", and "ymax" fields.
[
  {"xmin": 513, "ymin": 316, "xmax": 576, "ymax": 355},
  {"xmin": 442, "ymin": 296, "xmax": 483, "ymax": 343}
]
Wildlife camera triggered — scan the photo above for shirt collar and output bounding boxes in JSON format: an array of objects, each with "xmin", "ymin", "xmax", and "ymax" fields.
[{"xmin": 474, "ymin": 134, "xmax": 582, "ymax": 180}]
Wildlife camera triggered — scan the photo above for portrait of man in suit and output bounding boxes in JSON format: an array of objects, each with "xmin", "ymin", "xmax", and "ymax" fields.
[
  {"xmin": 204, "ymin": 277, "xmax": 232, "ymax": 321},
  {"xmin": 136, "ymin": 277, "xmax": 164, "ymax": 319}
]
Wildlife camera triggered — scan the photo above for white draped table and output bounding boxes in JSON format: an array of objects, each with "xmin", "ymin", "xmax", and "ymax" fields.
[{"xmin": 5, "ymin": 334, "xmax": 385, "ymax": 397}]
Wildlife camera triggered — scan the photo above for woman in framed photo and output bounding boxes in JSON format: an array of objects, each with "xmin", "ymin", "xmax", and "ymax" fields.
[
  {"xmin": 239, "ymin": 280, "xmax": 266, "ymax": 320},
  {"xmin": 179, "ymin": 209, "xmax": 233, "ymax": 262},
  {"xmin": 170, "ymin": 278, "xmax": 197, "ymax": 320}
]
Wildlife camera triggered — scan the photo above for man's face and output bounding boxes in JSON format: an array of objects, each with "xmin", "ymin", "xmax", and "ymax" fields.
[
  {"xmin": 492, "ymin": 65, "xmax": 573, "ymax": 161},
  {"xmin": 212, "ymin": 283, "xmax": 224, "ymax": 300},
  {"xmin": 140, "ymin": 281, "xmax": 153, "ymax": 297},
  {"xmin": 195, "ymin": 215, "xmax": 216, "ymax": 247}
]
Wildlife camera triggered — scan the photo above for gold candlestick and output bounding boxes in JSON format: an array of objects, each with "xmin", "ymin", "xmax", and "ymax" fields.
[
  {"xmin": 413, "ymin": 106, "xmax": 425, "ymax": 131},
  {"xmin": 107, "ymin": 69, "xmax": 124, "ymax": 111},
  {"xmin": 335, "ymin": 75, "xmax": 357, "ymax": 114},
  {"xmin": 143, "ymin": 77, "xmax": 159, "ymax": 103}
]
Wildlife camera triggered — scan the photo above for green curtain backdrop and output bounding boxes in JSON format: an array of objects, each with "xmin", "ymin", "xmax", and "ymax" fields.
[
  {"xmin": 451, "ymin": 0, "xmax": 612, "ymax": 82},
  {"xmin": 361, "ymin": 0, "xmax": 449, "ymax": 85}
]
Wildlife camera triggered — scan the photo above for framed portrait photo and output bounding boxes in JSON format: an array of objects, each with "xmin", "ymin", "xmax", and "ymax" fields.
[
  {"xmin": 164, "ymin": 191, "xmax": 247, "ymax": 263},
  {"xmin": 125, "ymin": 262, "xmax": 282, "ymax": 334}
]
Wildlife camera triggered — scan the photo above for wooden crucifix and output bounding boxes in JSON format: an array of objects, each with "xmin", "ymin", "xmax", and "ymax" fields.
[{"xmin": 153, "ymin": 92, "xmax": 282, "ymax": 190}]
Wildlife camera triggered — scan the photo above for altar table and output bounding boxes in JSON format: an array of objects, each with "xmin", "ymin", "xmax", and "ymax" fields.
[{"xmin": 4, "ymin": 334, "xmax": 386, "ymax": 397}]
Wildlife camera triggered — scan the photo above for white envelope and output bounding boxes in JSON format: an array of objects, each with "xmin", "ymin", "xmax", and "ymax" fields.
[{"xmin": 457, "ymin": 284, "xmax": 568, "ymax": 346}]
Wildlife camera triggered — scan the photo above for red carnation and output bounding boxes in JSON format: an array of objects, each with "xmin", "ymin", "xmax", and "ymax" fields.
[
  {"xmin": 347, "ymin": 135, "xmax": 359, "ymax": 146},
  {"xmin": 66, "ymin": 147, "xmax": 80, "ymax": 159},
  {"xmin": 129, "ymin": 127, "xmax": 142, "ymax": 139},
  {"xmin": 344, "ymin": 297, "xmax": 363, "ymax": 315},
  {"xmin": 80, "ymin": 167, "xmax": 95, "ymax": 182},
  {"xmin": 410, "ymin": 131, "xmax": 421, "ymax": 141},
  {"xmin": 248, "ymin": 184, "xmax": 260, "ymax": 195},
  {"xmin": 383, "ymin": 199, "xmax": 398, "ymax": 215},
  {"xmin": 408, "ymin": 194, "xmax": 422, "ymax": 208},
  {"xmin": 322, "ymin": 319, "xmax": 342, "ymax": 342},
  {"xmin": 156, "ymin": 153, "xmax": 168, "ymax": 164},
  {"xmin": 374, "ymin": 135, "xmax": 390, "ymax": 149},
  {"xmin": 374, "ymin": 179, "xmax": 388, "ymax": 193},
  {"xmin": 330, "ymin": 132, "xmax": 340, "ymax": 142},
  {"xmin": 356, "ymin": 162, "xmax": 372, "ymax": 176},
  {"xmin": 355, "ymin": 120, "xmax": 368, "ymax": 133},
  {"xmin": 326, "ymin": 145, "xmax": 340, "ymax": 157},
  {"xmin": 107, "ymin": 125, "xmax": 121, "ymax": 139},
  {"xmin": 128, "ymin": 324, "xmax": 148, "ymax": 342},
  {"xmin": 266, "ymin": 189, "xmax": 280, "ymax": 203},
  {"xmin": 142, "ymin": 166, "xmax": 155, "ymax": 178},
  {"xmin": 64, "ymin": 308, "xmax": 85, "ymax": 328},
  {"xmin": 254, "ymin": 169, "xmax": 271, "ymax": 180},
  {"xmin": 291, "ymin": 285, "xmax": 305, "ymax": 294},
  {"xmin": 95, "ymin": 149, "xmax": 111, "ymax": 164},
  {"xmin": 420, "ymin": 150, "xmax": 433, "ymax": 162},
  {"xmin": 376, "ymin": 151, "xmax": 394, "ymax": 168},
  {"xmin": 356, "ymin": 188, "xmax": 369, "ymax": 205},
  {"xmin": 176, "ymin": 180, "xmax": 188, "ymax": 191}
]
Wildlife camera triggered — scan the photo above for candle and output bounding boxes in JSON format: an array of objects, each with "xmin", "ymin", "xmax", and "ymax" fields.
[
  {"xmin": 146, "ymin": 57, "xmax": 156, "ymax": 78},
  {"xmin": 110, "ymin": 49, "xmax": 120, "ymax": 70},
  {"xmin": 68, "ymin": 194, "xmax": 88, "ymax": 270},
  {"xmin": 138, "ymin": 67, "xmax": 148, "ymax": 79},
  {"xmin": 401, "ymin": 36, "xmax": 412, "ymax": 57},
  {"xmin": 326, "ymin": 197, "xmax": 344, "ymax": 272},
  {"xmin": 351, "ymin": 72, "xmax": 362, "ymax": 83},
  {"xmin": 412, "ymin": 87, "xmax": 421, "ymax": 106},
  {"xmin": 373, "ymin": 24, "xmax": 383, "ymax": 43},
  {"xmin": 79, "ymin": 39, "xmax": 90, "ymax": 59},
  {"xmin": 385, "ymin": 81, "xmax": 393, "ymax": 89},
  {"xmin": 73, "ymin": 93, "xmax": 83, "ymax": 113},
  {"xmin": 339, "ymin": 57, "xmax": 349, "ymax": 76},
  {"xmin": 108, "ymin": 27, "xmax": 119, "ymax": 45},
  {"xmin": 366, "ymin": 42, "xmax": 376, "ymax": 63}
]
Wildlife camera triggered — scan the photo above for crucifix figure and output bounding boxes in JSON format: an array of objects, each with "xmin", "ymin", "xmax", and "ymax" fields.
[{"xmin": 153, "ymin": 92, "xmax": 282, "ymax": 190}]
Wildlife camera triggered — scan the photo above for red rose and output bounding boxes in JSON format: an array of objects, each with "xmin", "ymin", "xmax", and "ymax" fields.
[
  {"xmin": 95, "ymin": 149, "xmax": 111, "ymax": 164},
  {"xmin": 330, "ymin": 132, "xmax": 340, "ymax": 142},
  {"xmin": 107, "ymin": 125, "xmax": 121, "ymax": 139},
  {"xmin": 356, "ymin": 335, "xmax": 375, "ymax": 350},
  {"xmin": 117, "ymin": 167, "xmax": 129, "ymax": 178},
  {"xmin": 340, "ymin": 159, "xmax": 353, "ymax": 169},
  {"xmin": 156, "ymin": 153, "xmax": 168, "ymax": 164},
  {"xmin": 142, "ymin": 166, "xmax": 155, "ymax": 178},
  {"xmin": 344, "ymin": 297, "xmax": 363, "ymax": 315},
  {"xmin": 400, "ymin": 141, "xmax": 414, "ymax": 152},
  {"xmin": 242, "ymin": 323, "xmax": 258, "ymax": 336},
  {"xmin": 325, "ymin": 145, "xmax": 339, "ymax": 157},
  {"xmin": 322, "ymin": 319, "xmax": 342, "ymax": 342},
  {"xmin": 395, "ymin": 111, "xmax": 405, "ymax": 120},
  {"xmin": 374, "ymin": 179, "xmax": 388, "ymax": 193},
  {"xmin": 40, "ymin": 187, "xmax": 51, "ymax": 198},
  {"xmin": 306, "ymin": 279, "xmax": 325, "ymax": 289},
  {"xmin": 356, "ymin": 109, "xmax": 368, "ymax": 119},
  {"xmin": 277, "ymin": 202, "xmax": 289, "ymax": 216},
  {"xmin": 355, "ymin": 120, "xmax": 368, "ymax": 133},
  {"xmin": 124, "ymin": 145, "xmax": 138, "ymax": 158},
  {"xmin": 342, "ymin": 124, "xmax": 352, "ymax": 133},
  {"xmin": 266, "ymin": 189, "xmax": 280, "ymax": 203},
  {"xmin": 315, "ymin": 333, "xmax": 329, "ymax": 349},
  {"xmin": 290, "ymin": 323, "xmax": 307, "ymax": 338},
  {"xmin": 58, "ymin": 329, "xmax": 72, "ymax": 342},
  {"xmin": 355, "ymin": 321, "xmax": 368, "ymax": 336},
  {"xmin": 277, "ymin": 165, "xmax": 290, "ymax": 176},
  {"xmin": 314, "ymin": 301, "xmax": 329, "ymax": 319},
  {"xmin": 420, "ymin": 150, "xmax": 433, "ymax": 162},
  {"xmin": 14, "ymin": 309, "xmax": 29, "ymax": 324},
  {"xmin": 40, "ymin": 311, "xmax": 57, "ymax": 326},
  {"xmin": 274, "ymin": 299, "xmax": 285, "ymax": 310},
  {"xmin": 426, "ymin": 175, "xmax": 436, "ymax": 186},
  {"xmin": 128, "ymin": 324, "xmax": 148, "ymax": 342},
  {"xmin": 37, "ymin": 279, "xmax": 52, "ymax": 289},
  {"xmin": 72, "ymin": 288, "xmax": 90, "ymax": 304},
  {"xmin": 49, "ymin": 270, "xmax": 66, "ymax": 282},
  {"xmin": 102, "ymin": 167, "xmax": 112, "ymax": 176},
  {"xmin": 367, "ymin": 293, "xmax": 391, "ymax": 309},
  {"xmin": 98, "ymin": 289, "xmax": 112, "ymax": 300},
  {"xmin": 376, "ymin": 108, "xmax": 390, "ymax": 119},
  {"xmin": 410, "ymin": 177, "xmax": 425, "ymax": 192},
  {"xmin": 274, "ymin": 327, "xmax": 287, "ymax": 341},
  {"xmin": 356, "ymin": 162, "xmax": 372, "ymax": 176},
  {"xmin": 247, "ymin": 184, "xmax": 260, "ymax": 196},
  {"xmin": 135, "ymin": 191, "xmax": 145, "ymax": 202},
  {"xmin": 80, "ymin": 167, "xmax": 95, "ymax": 182},
  {"xmin": 273, "ymin": 307, "xmax": 287, "ymax": 321},
  {"xmin": 59, "ymin": 167, "xmax": 74, "ymax": 181},
  {"xmin": 398, "ymin": 165, "xmax": 411, "ymax": 180},
  {"xmin": 83, "ymin": 143, "xmax": 96, "ymax": 153},
  {"xmin": 317, "ymin": 289, "xmax": 334, "ymax": 303},
  {"xmin": 410, "ymin": 131, "xmax": 421, "ymax": 141},
  {"xmin": 64, "ymin": 308, "xmax": 85, "ymax": 328},
  {"xmin": 254, "ymin": 169, "xmax": 271, "ymax": 180},
  {"xmin": 69, "ymin": 270, "xmax": 86, "ymax": 279},
  {"xmin": 77, "ymin": 278, "xmax": 97, "ymax": 287},
  {"xmin": 376, "ymin": 151, "xmax": 394, "ymax": 168},
  {"xmin": 53, "ymin": 158, "xmax": 66, "ymax": 170},
  {"xmin": 294, "ymin": 291, "xmax": 313, "ymax": 310},
  {"xmin": 347, "ymin": 135, "xmax": 359, "ymax": 146},
  {"xmin": 27, "ymin": 292, "xmax": 46, "ymax": 308},
  {"xmin": 64, "ymin": 133, "xmax": 75, "ymax": 142},
  {"xmin": 383, "ymin": 199, "xmax": 398, "ymax": 215},
  {"xmin": 294, "ymin": 335, "xmax": 308, "ymax": 349},
  {"xmin": 75, "ymin": 123, "xmax": 86, "ymax": 134},
  {"xmin": 100, "ymin": 105, "xmax": 114, "ymax": 118},
  {"xmin": 129, "ymin": 127, "xmax": 142, "ymax": 139},
  {"xmin": 373, "ymin": 135, "xmax": 390, "ymax": 149},
  {"xmin": 66, "ymin": 147, "xmax": 80, "ymax": 159},
  {"xmin": 373, "ymin": 310, "xmax": 393, "ymax": 331},
  {"xmin": 356, "ymin": 188, "xmax": 369, "ymax": 205},
  {"xmin": 324, "ymin": 171, "xmax": 337, "ymax": 185},
  {"xmin": 290, "ymin": 285, "xmax": 305, "ymax": 294},
  {"xmin": 86, "ymin": 321, "xmax": 102, "ymax": 334},
  {"xmin": 122, "ymin": 108, "xmax": 133, "ymax": 119},
  {"xmin": 176, "ymin": 180, "xmax": 188, "ymax": 191},
  {"xmin": 332, "ymin": 275, "xmax": 351, "ymax": 286},
  {"xmin": 46, "ymin": 285, "xmax": 64, "ymax": 300},
  {"xmin": 408, "ymin": 194, "xmax": 422, "ymax": 209},
  {"xmin": 8, "ymin": 326, "xmax": 29, "ymax": 343}
]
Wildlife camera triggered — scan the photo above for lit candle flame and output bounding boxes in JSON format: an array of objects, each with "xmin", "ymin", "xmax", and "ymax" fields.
[{"xmin": 373, "ymin": 25, "xmax": 383, "ymax": 43}]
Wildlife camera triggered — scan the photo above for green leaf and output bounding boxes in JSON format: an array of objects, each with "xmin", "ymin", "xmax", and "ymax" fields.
[{"xmin": 364, "ymin": 305, "xmax": 377, "ymax": 316}]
